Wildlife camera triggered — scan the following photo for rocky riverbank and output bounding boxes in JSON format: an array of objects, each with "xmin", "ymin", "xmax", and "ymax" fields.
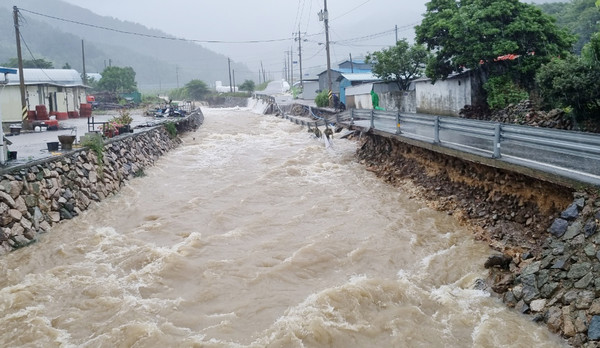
[
  {"xmin": 355, "ymin": 132, "xmax": 600, "ymax": 346},
  {"xmin": 0, "ymin": 111, "xmax": 203, "ymax": 255}
]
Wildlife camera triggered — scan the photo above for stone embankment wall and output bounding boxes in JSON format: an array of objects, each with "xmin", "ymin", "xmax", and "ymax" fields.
[
  {"xmin": 0, "ymin": 111, "xmax": 203, "ymax": 256},
  {"xmin": 499, "ymin": 195, "xmax": 600, "ymax": 347},
  {"xmin": 356, "ymin": 132, "xmax": 600, "ymax": 347}
]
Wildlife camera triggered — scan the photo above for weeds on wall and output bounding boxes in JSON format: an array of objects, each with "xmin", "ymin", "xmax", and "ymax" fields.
[
  {"xmin": 164, "ymin": 122, "xmax": 177, "ymax": 139},
  {"xmin": 81, "ymin": 135, "xmax": 105, "ymax": 177}
]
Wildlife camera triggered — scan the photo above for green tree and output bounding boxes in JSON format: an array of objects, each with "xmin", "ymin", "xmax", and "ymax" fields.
[
  {"xmin": 539, "ymin": 0, "xmax": 600, "ymax": 54},
  {"xmin": 239, "ymin": 80, "xmax": 256, "ymax": 92},
  {"xmin": 536, "ymin": 54, "xmax": 600, "ymax": 119},
  {"xmin": 168, "ymin": 87, "xmax": 188, "ymax": 100},
  {"xmin": 184, "ymin": 79, "xmax": 209, "ymax": 100},
  {"xmin": 582, "ymin": 32, "xmax": 600, "ymax": 65},
  {"xmin": 62, "ymin": 62, "xmax": 72, "ymax": 69},
  {"xmin": 3, "ymin": 58, "xmax": 54, "ymax": 69},
  {"xmin": 365, "ymin": 39, "xmax": 429, "ymax": 91},
  {"xmin": 415, "ymin": 0, "xmax": 575, "ymax": 86},
  {"xmin": 96, "ymin": 66, "xmax": 137, "ymax": 93}
]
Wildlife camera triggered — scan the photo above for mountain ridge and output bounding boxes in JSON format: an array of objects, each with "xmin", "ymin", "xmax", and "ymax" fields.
[{"xmin": 0, "ymin": 0, "xmax": 254, "ymax": 91}]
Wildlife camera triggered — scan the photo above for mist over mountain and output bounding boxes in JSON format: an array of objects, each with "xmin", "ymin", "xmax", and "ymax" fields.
[{"xmin": 0, "ymin": 0, "xmax": 254, "ymax": 92}]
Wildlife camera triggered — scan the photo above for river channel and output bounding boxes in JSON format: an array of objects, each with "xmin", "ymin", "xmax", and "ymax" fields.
[{"xmin": 0, "ymin": 107, "xmax": 567, "ymax": 347}]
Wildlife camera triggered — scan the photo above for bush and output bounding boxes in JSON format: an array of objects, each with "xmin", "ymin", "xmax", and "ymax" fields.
[
  {"xmin": 315, "ymin": 90, "xmax": 330, "ymax": 107},
  {"xmin": 164, "ymin": 121, "xmax": 177, "ymax": 139},
  {"xmin": 536, "ymin": 55, "xmax": 600, "ymax": 120},
  {"xmin": 484, "ymin": 76, "xmax": 529, "ymax": 110}
]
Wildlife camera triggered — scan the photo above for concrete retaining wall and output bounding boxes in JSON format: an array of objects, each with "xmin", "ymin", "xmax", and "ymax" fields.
[{"xmin": 0, "ymin": 111, "xmax": 204, "ymax": 255}]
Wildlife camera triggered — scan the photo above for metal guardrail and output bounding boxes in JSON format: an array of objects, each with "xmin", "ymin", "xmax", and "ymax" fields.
[{"xmin": 339, "ymin": 109, "xmax": 600, "ymax": 187}]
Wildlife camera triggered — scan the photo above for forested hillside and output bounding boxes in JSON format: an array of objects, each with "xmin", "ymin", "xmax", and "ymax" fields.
[{"xmin": 0, "ymin": 0, "xmax": 253, "ymax": 91}]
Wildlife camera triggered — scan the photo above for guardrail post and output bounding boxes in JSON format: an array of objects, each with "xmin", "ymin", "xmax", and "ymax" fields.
[
  {"xmin": 493, "ymin": 123, "xmax": 502, "ymax": 158},
  {"xmin": 396, "ymin": 112, "xmax": 401, "ymax": 135},
  {"xmin": 434, "ymin": 116, "xmax": 440, "ymax": 144},
  {"xmin": 350, "ymin": 109, "xmax": 354, "ymax": 125},
  {"xmin": 370, "ymin": 109, "xmax": 375, "ymax": 129}
]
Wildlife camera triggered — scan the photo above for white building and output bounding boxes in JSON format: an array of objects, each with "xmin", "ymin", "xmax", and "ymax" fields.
[{"xmin": 0, "ymin": 68, "xmax": 88, "ymax": 124}]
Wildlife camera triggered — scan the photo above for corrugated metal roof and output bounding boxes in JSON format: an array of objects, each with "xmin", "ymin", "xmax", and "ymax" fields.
[
  {"xmin": 6, "ymin": 69, "xmax": 83, "ymax": 86},
  {"xmin": 341, "ymin": 73, "xmax": 379, "ymax": 82},
  {"xmin": 345, "ymin": 83, "xmax": 373, "ymax": 96}
]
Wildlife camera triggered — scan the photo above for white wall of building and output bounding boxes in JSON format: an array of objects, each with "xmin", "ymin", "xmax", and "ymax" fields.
[{"xmin": 415, "ymin": 75, "xmax": 472, "ymax": 116}]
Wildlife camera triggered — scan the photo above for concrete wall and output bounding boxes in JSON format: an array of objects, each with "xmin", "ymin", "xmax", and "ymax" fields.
[
  {"xmin": 379, "ymin": 91, "xmax": 416, "ymax": 113},
  {"xmin": 0, "ymin": 111, "xmax": 204, "ymax": 256},
  {"xmin": 415, "ymin": 75, "xmax": 472, "ymax": 116}
]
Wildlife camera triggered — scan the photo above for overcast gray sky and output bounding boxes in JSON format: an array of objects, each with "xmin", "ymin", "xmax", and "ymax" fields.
[
  {"xmin": 59, "ymin": 0, "xmax": 430, "ymax": 77},
  {"xmin": 60, "ymin": 0, "xmax": 552, "ymax": 78}
]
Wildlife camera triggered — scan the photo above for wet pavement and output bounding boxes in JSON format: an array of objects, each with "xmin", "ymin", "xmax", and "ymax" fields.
[{"xmin": 2, "ymin": 109, "xmax": 160, "ymax": 167}]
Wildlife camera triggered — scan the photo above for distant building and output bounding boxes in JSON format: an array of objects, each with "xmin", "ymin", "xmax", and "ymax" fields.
[
  {"xmin": 317, "ymin": 60, "xmax": 373, "ymax": 96},
  {"xmin": 338, "ymin": 73, "xmax": 380, "ymax": 105},
  {"xmin": 85, "ymin": 73, "xmax": 102, "ymax": 82},
  {"xmin": 337, "ymin": 60, "xmax": 373, "ymax": 72},
  {"xmin": 215, "ymin": 81, "xmax": 238, "ymax": 93},
  {"xmin": 296, "ymin": 79, "xmax": 319, "ymax": 100},
  {"xmin": 0, "ymin": 68, "xmax": 88, "ymax": 123}
]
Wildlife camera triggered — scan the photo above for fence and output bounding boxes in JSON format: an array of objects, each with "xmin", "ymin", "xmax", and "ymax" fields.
[{"xmin": 336, "ymin": 109, "xmax": 600, "ymax": 187}]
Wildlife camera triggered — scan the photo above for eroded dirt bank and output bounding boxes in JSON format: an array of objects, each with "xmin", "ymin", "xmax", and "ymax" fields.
[
  {"xmin": 356, "ymin": 132, "xmax": 573, "ymax": 253},
  {"xmin": 356, "ymin": 132, "xmax": 600, "ymax": 347}
]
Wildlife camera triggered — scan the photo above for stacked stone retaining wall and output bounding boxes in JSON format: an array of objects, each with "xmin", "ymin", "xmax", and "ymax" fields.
[{"xmin": 0, "ymin": 111, "xmax": 203, "ymax": 255}]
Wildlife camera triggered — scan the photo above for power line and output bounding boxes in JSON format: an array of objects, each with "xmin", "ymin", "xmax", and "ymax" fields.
[
  {"xmin": 18, "ymin": 7, "xmax": 294, "ymax": 44},
  {"xmin": 331, "ymin": 0, "xmax": 373, "ymax": 21},
  {"xmin": 19, "ymin": 32, "xmax": 57, "ymax": 84}
]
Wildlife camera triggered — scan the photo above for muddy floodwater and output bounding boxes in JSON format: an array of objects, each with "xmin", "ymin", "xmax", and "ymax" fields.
[{"xmin": 0, "ymin": 107, "xmax": 567, "ymax": 347}]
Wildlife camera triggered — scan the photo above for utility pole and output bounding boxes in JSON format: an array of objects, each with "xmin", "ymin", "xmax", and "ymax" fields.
[
  {"xmin": 296, "ymin": 29, "xmax": 304, "ymax": 89},
  {"xmin": 81, "ymin": 40, "xmax": 87, "ymax": 86},
  {"xmin": 232, "ymin": 69, "xmax": 236, "ymax": 92},
  {"xmin": 13, "ymin": 6, "xmax": 28, "ymax": 126},
  {"xmin": 284, "ymin": 52, "xmax": 289, "ymax": 81},
  {"xmin": 319, "ymin": 0, "xmax": 332, "ymax": 104},
  {"xmin": 228, "ymin": 58, "xmax": 233, "ymax": 93},
  {"xmin": 349, "ymin": 53, "xmax": 354, "ymax": 73},
  {"xmin": 176, "ymin": 65, "xmax": 180, "ymax": 88},
  {"xmin": 261, "ymin": 61, "xmax": 265, "ymax": 83},
  {"xmin": 290, "ymin": 45, "xmax": 294, "ymax": 87},
  {"xmin": 395, "ymin": 24, "xmax": 398, "ymax": 44}
]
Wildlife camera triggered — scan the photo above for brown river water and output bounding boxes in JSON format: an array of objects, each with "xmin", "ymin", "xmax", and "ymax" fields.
[{"xmin": 0, "ymin": 107, "xmax": 567, "ymax": 347}]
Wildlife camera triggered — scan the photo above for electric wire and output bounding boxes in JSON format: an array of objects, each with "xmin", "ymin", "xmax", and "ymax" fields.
[
  {"xmin": 19, "ymin": 32, "xmax": 58, "ymax": 84},
  {"xmin": 331, "ymin": 0, "xmax": 373, "ymax": 21},
  {"xmin": 18, "ymin": 7, "xmax": 294, "ymax": 44}
]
